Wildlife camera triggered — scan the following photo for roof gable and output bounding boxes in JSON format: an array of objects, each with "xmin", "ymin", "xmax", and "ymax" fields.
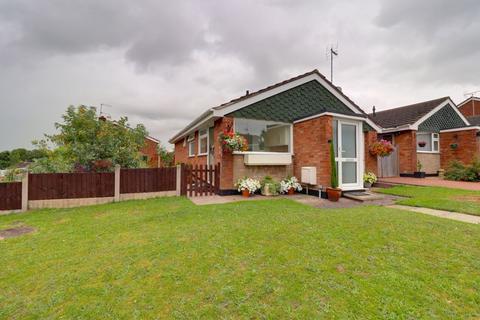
[
  {"xmin": 418, "ymin": 103, "xmax": 467, "ymax": 132},
  {"xmin": 226, "ymin": 80, "xmax": 359, "ymax": 122},
  {"xmin": 370, "ymin": 97, "xmax": 449, "ymax": 129}
]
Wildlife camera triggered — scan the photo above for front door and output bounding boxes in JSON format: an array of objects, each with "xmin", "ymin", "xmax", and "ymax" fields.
[{"xmin": 334, "ymin": 120, "xmax": 363, "ymax": 190}]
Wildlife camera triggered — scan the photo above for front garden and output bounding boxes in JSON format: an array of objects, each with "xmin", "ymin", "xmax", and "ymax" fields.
[{"xmin": 1, "ymin": 197, "xmax": 480, "ymax": 318}]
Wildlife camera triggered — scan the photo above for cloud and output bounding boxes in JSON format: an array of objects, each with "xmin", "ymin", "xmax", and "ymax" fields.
[{"xmin": 1, "ymin": 0, "xmax": 480, "ymax": 150}]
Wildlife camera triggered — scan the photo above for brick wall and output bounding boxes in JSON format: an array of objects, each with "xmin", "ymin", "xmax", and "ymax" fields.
[
  {"xmin": 458, "ymin": 99, "xmax": 480, "ymax": 117},
  {"xmin": 440, "ymin": 129, "xmax": 479, "ymax": 168},
  {"xmin": 395, "ymin": 130, "xmax": 417, "ymax": 173},
  {"xmin": 214, "ymin": 117, "xmax": 234, "ymax": 190},
  {"xmin": 174, "ymin": 130, "xmax": 208, "ymax": 166},
  {"xmin": 140, "ymin": 138, "xmax": 159, "ymax": 168},
  {"xmin": 417, "ymin": 153, "xmax": 440, "ymax": 174},
  {"xmin": 293, "ymin": 115, "xmax": 333, "ymax": 188},
  {"xmin": 232, "ymin": 155, "xmax": 292, "ymax": 186},
  {"xmin": 364, "ymin": 130, "xmax": 378, "ymax": 175}
]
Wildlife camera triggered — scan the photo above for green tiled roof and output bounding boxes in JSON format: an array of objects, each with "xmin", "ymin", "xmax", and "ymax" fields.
[
  {"xmin": 227, "ymin": 80, "xmax": 360, "ymax": 122},
  {"xmin": 418, "ymin": 104, "xmax": 466, "ymax": 132}
]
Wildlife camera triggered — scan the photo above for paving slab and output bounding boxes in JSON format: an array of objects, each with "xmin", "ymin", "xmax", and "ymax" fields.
[{"xmin": 388, "ymin": 205, "xmax": 480, "ymax": 224}]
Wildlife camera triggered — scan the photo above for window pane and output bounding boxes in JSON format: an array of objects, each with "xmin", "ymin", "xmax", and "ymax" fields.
[
  {"xmin": 342, "ymin": 162, "xmax": 357, "ymax": 184},
  {"xmin": 189, "ymin": 142, "xmax": 195, "ymax": 155},
  {"xmin": 417, "ymin": 133, "xmax": 432, "ymax": 151},
  {"xmin": 433, "ymin": 140, "xmax": 439, "ymax": 152},
  {"xmin": 341, "ymin": 124, "xmax": 356, "ymax": 158},
  {"xmin": 200, "ymin": 136, "xmax": 208, "ymax": 154},
  {"xmin": 235, "ymin": 118, "xmax": 290, "ymax": 152}
]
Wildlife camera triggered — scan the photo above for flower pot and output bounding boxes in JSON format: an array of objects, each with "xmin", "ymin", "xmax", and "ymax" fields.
[
  {"xmin": 288, "ymin": 187, "xmax": 295, "ymax": 195},
  {"xmin": 261, "ymin": 183, "xmax": 277, "ymax": 196},
  {"xmin": 414, "ymin": 171, "xmax": 426, "ymax": 179},
  {"xmin": 326, "ymin": 187, "xmax": 342, "ymax": 202},
  {"xmin": 241, "ymin": 189, "xmax": 250, "ymax": 197},
  {"xmin": 364, "ymin": 182, "xmax": 372, "ymax": 189}
]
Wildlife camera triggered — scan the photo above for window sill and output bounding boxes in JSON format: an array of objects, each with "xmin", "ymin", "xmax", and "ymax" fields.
[
  {"xmin": 188, "ymin": 155, "xmax": 196, "ymax": 158},
  {"xmin": 233, "ymin": 151, "xmax": 292, "ymax": 155},
  {"xmin": 417, "ymin": 151, "xmax": 440, "ymax": 154},
  {"xmin": 197, "ymin": 153, "xmax": 207, "ymax": 157}
]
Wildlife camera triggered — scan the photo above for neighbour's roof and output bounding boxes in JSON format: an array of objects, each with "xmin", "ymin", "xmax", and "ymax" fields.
[
  {"xmin": 467, "ymin": 115, "xmax": 480, "ymax": 126},
  {"xmin": 369, "ymin": 97, "xmax": 450, "ymax": 128}
]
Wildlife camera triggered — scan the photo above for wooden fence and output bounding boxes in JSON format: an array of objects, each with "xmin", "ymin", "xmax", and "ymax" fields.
[
  {"xmin": 28, "ymin": 172, "xmax": 115, "ymax": 200},
  {"xmin": 120, "ymin": 167, "xmax": 176, "ymax": 194},
  {"xmin": 0, "ymin": 182, "xmax": 22, "ymax": 210},
  {"xmin": 181, "ymin": 164, "xmax": 220, "ymax": 196}
]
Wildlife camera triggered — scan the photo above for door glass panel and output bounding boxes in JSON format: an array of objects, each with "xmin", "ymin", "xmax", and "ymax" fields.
[
  {"xmin": 342, "ymin": 162, "xmax": 357, "ymax": 184},
  {"xmin": 341, "ymin": 124, "xmax": 356, "ymax": 158}
]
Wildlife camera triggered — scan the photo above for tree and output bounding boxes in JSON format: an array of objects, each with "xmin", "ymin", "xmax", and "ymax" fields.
[
  {"xmin": 38, "ymin": 105, "xmax": 148, "ymax": 172},
  {"xmin": 0, "ymin": 151, "xmax": 10, "ymax": 169},
  {"xmin": 158, "ymin": 145, "xmax": 174, "ymax": 167}
]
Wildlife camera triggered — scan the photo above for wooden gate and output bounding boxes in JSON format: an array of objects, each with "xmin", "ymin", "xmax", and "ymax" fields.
[
  {"xmin": 181, "ymin": 164, "xmax": 220, "ymax": 196},
  {"xmin": 378, "ymin": 146, "xmax": 399, "ymax": 177}
]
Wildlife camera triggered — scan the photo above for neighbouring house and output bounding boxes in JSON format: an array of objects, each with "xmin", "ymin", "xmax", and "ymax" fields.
[
  {"xmin": 457, "ymin": 96, "xmax": 480, "ymax": 117},
  {"xmin": 140, "ymin": 135, "xmax": 162, "ymax": 168},
  {"xmin": 169, "ymin": 70, "xmax": 381, "ymax": 195},
  {"xmin": 370, "ymin": 97, "xmax": 480, "ymax": 177}
]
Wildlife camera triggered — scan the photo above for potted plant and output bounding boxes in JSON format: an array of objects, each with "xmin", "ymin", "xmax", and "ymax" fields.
[
  {"xmin": 261, "ymin": 176, "xmax": 280, "ymax": 196},
  {"xmin": 280, "ymin": 176, "xmax": 302, "ymax": 195},
  {"xmin": 363, "ymin": 172, "xmax": 377, "ymax": 188},
  {"xmin": 219, "ymin": 129, "xmax": 249, "ymax": 153},
  {"xmin": 418, "ymin": 141, "xmax": 426, "ymax": 148},
  {"xmin": 236, "ymin": 177, "xmax": 261, "ymax": 197},
  {"xmin": 414, "ymin": 160, "xmax": 426, "ymax": 178},
  {"xmin": 450, "ymin": 143, "xmax": 458, "ymax": 150},
  {"xmin": 326, "ymin": 140, "xmax": 342, "ymax": 201},
  {"xmin": 369, "ymin": 139, "xmax": 394, "ymax": 157}
]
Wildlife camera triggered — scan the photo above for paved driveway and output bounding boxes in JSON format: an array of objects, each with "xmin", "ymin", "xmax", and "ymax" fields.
[{"xmin": 379, "ymin": 176, "xmax": 480, "ymax": 191}]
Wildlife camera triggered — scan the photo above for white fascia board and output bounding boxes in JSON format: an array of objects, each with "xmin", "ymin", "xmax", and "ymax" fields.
[
  {"xmin": 411, "ymin": 98, "xmax": 470, "ymax": 130},
  {"xmin": 213, "ymin": 73, "xmax": 364, "ymax": 117},
  {"xmin": 293, "ymin": 112, "xmax": 382, "ymax": 132},
  {"xmin": 440, "ymin": 126, "xmax": 480, "ymax": 133},
  {"xmin": 458, "ymin": 97, "xmax": 480, "ymax": 108},
  {"xmin": 380, "ymin": 125, "xmax": 416, "ymax": 133},
  {"xmin": 168, "ymin": 111, "xmax": 215, "ymax": 144}
]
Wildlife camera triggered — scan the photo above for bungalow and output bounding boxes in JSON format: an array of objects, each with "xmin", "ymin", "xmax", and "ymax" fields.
[
  {"xmin": 169, "ymin": 70, "xmax": 381, "ymax": 194},
  {"xmin": 370, "ymin": 97, "xmax": 479, "ymax": 176}
]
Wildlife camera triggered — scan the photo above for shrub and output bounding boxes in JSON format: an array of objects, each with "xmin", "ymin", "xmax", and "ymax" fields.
[
  {"xmin": 444, "ymin": 160, "xmax": 480, "ymax": 182},
  {"xmin": 261, "ymin": 176, "xmax": 280, "ymax": 195}
]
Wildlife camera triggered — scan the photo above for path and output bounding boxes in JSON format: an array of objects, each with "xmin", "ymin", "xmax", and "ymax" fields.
[
  {"xmin": 379, "ymin": 176, "xmax": 480, "ymax": 191},
  {"xmin": 388, "ymin": 205, "xmax": 480, "ymax": 224}
]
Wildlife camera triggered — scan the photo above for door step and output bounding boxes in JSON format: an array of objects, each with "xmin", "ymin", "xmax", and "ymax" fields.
[{"xmin": 343, "ymin": 191, "xmax": 385, "ymax": 202}]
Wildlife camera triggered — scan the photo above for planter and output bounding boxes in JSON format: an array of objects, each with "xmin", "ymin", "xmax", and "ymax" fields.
[
  {"xmin": 287, "ymin": 187, "xmax": 295, "ymax": 195},
  {"xmin": 413, "ymin": 171, "xmax": 426, "ymax": 178},
  {"xmin": 326, "ymin": 187, "xmax": 342, "ymax": 202},
  {"xmin": 418, "ymin": 142, "xmax": 426, "ymax": 148},
  {"xmin": 364, "ymin": 182, "xmax": 372, "ymax": 189},
  {"xmin": 241, "ymin": 189, "xmax": 250, "ymax": 198},
  {"xmin": 261, "ymin": 183, "xmax": 278, "ymax": 196}
]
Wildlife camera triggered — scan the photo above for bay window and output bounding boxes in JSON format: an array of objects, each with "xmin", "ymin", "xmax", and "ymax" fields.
[
  {"xmin": 235, "ymin": 118, "xmax": 291, "ymax": 153},
  {"xmin": 417, "ymin": 132, "xmax": 439, "ymax": 152},
  {"xmin": 198, "ymin": 129, "xmax": 208, "ymax": 155}
]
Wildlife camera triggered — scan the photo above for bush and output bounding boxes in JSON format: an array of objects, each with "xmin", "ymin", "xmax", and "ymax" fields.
[{"xmin": 444, "ymin": 160, "xmax": 480, "ymax": 182}]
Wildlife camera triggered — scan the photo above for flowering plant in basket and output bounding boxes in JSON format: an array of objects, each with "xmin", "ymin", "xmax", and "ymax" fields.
[
  {"xmin": 369, "ymin": 139, "xmax": 394, "ymax": 157},
  {"xmin": 236, "ymin": 177, "xmax": 261, "ymax": 196},
  {"xmin": 219, "ymin": 129, "xmax": 248, "ymax": 152},
  {"xmin": 280, "ymin": 176, "xmax": 302, "ymax": 194}
]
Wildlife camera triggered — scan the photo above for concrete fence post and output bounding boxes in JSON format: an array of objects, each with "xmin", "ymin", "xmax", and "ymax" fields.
[
  {"xmin": 21, "ymin": 171, "xmax": 29, "ymax": 212},
  {"xmin": 114, "ymin": 165, "xmax": 121, "ymax": 202},
  {"xmin": 176, "ymin": 164, "xmax": 182, "ymax": 196}
]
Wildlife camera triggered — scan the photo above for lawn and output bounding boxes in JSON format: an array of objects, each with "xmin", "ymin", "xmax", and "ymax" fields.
[
  {"xmin": 377, "ymin": 185, "xmax": 480, "ymax": 216},
  {"xmin": 1, "ymin": 197, "xmax": 480, "ymax": 319}
]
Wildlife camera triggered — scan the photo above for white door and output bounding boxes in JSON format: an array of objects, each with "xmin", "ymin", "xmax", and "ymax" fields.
[{"xmin": 335, "ymin": 120, "xmax": 363, "ymax": 190}]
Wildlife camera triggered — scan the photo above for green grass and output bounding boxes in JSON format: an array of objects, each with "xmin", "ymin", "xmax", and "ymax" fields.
[
  {"xmin": 1, "ymin": 197, "xmax": 480, "ymax": 319},
  {"xmin": 377, "ymin": 185, "xmax": 480, "ymax": 216}
]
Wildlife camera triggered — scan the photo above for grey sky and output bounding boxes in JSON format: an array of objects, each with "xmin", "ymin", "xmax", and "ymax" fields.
[{"xmin": 1, "ymin": 0, "xmax": 479, "ymax": 150}]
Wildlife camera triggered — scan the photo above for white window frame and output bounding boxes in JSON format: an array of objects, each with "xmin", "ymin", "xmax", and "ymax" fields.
[
  {"xmin": 198, "ymin": 129, "xmax": 208, "ymax": 156},
  {"xmin": 232, "ymin": 118, "xmax": 293, "ymax": 155},
  {"xmin": 188, "ymin": 135, "xmax": 195, "ymax": 157},
  {"xmin": 417, "ymin": 132, "xmax": 440, "ymax": 153}
]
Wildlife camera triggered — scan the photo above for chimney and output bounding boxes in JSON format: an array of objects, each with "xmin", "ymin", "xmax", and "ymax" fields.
[
  {"xmin": 372, "ymin": 106, "xmax": 376, "ymax": 116},
  {"xmin": 246, "ymin": 90, "xmax": 250, "ymax": 96},
  {"xmin": 99, "ymin": 115, "xmax": 107, "ymax": 122},
  {"xmin": 336, "ymin": 86, "xmax": 342, "ymax": 92}
]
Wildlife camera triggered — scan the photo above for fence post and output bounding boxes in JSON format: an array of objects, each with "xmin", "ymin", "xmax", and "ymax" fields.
[
  {"xmin": 21, "ymin": 171, "xmax": 29, "ymax": 212},
  {"xmin": 176, "ymin": 164, "xmax": 182, "ymax": 196},
  {"xmin": 114, "ymin": 165, "xmax": 121, "ymax": 202}
]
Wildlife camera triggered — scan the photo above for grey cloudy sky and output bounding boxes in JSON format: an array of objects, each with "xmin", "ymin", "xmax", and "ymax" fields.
[{"xmin": 1, "ymin": 0, "xmax": 480, "ymax": 150}]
